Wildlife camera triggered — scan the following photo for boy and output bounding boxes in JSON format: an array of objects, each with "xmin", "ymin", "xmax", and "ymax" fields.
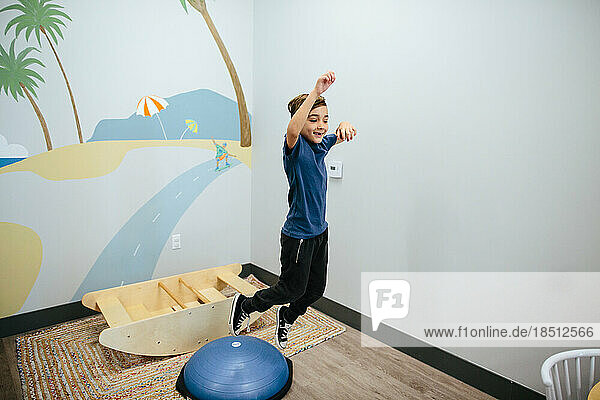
[{"xmin": 229, "ymin": 70, "xmax": 357, "ymax": 349}]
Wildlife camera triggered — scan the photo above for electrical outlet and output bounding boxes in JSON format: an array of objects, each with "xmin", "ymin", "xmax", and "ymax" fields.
[{"xmin": 172, "ymin": 234, "xmax": 181, "ymax": 250}]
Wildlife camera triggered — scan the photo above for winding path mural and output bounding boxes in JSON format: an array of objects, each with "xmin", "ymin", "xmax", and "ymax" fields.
[{"xmin": 73, "ymin": 157, "xmax": 241, "ymax": 300}]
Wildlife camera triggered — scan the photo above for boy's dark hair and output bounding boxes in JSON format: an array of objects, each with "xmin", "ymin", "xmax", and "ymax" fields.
[{"xmin": 287, "ymin": 93, "xmax": 327, "ymax": 118}]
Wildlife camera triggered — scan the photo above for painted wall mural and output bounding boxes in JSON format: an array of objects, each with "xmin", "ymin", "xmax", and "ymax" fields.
[
  {"xmin": 180, "ymin": 0, "xmax": 252, "ymax": 148},
  {"xmin": 0, "ymin": 39, "xmax": 51, "ymax": 151},
  {"xmin": 1, "ymin": 0, "xmax": 81, "ymax": 148},
  {"xmin": 0, "ymin": 0, "xmax": 253, "ymax": 318},
  {"xmin": 0, "ymin": 133, "xmax": 28, "ymax": 167},
  {"xmin": 0, "ymin": 222, "xmax": 42, "ymax": 317}
]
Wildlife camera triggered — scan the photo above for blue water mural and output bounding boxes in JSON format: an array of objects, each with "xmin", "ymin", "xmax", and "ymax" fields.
[
  {"xmin": 72, "ymin": 158, "xmax": 241, "ymax": 300},
  {"xmin": 0, "ymin": 158, "xmax": 26, "ymax": 168},
  {"xmin": 88, "ymin": 89, "xmax": 251, "ymax": 142}
]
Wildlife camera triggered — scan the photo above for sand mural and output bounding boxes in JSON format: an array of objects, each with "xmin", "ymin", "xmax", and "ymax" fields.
[{"xmin": 0, "ymin": 222, "xmax": 42, "ymax": 317}]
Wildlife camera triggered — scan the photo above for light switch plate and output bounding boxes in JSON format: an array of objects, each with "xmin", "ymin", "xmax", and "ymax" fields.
[{"xmin": 327, "ymin": 160, "xmax": 343, "ymax": 179}]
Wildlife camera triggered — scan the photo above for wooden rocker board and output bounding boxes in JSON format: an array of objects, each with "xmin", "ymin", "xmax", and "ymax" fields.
[{"xmin": 81, "ymin": 263, "xmax": 262, "ymax": 356}]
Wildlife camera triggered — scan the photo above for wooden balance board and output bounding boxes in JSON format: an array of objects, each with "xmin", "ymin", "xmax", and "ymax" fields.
[{"xmin": 81, "ymin": 263, "xmax": 261, "ymax": 356}]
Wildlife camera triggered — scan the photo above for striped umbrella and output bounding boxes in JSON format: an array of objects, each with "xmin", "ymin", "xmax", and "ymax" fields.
[
  {"xmin": 136, "ymin": 95, "xmax": 169, "ymax": 140},
  {"xmin": 179, "ymin": 119, "xmax": 198, "ymax": 140}
]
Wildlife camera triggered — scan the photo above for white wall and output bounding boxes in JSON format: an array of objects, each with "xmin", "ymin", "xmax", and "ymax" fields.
[{"xmin": 251, "ymin": 0, "xmax": 600, "ymax": 394}]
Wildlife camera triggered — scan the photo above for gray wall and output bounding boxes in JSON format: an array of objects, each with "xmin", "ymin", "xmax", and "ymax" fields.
[{"xmin": 250, "ymin": 0, "xmax": 600, "ymax": 394}]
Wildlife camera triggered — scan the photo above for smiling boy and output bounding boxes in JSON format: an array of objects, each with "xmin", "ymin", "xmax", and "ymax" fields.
[{"xmin": 229, "ymin": 70, "xmax": 357, "ymax": 349}]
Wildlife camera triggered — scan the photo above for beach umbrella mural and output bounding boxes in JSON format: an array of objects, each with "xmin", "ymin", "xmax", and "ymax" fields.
[
  {"xmin": 179, "ymin": 119, "xmax": 198, "ymax": 140},
  {"xmin": 136, "ymin": 95, "xmax": 169, "ymax": 140}
]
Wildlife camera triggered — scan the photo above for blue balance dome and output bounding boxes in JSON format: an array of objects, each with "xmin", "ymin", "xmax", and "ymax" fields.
[{"xmin": 176, "ymin": 335, "xmax": 293, "ymax": 400}]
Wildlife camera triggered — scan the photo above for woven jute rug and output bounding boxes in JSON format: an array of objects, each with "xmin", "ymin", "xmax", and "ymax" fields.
[{"xmin": 16, "ymin": 274, "xmax": 346, "ymax": 399}]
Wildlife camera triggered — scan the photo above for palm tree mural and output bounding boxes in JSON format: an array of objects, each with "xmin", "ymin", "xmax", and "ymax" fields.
[
  {"xmin": 179, "ymin": 0, "xmax": 252, "ymax": 147},
  {"xmin": 1, "ymin": 0, "xmax": 83, "ymax": 144},
  {"xmin": 0, "ymin": 39, "xmax": 52, "ymax": 151}
]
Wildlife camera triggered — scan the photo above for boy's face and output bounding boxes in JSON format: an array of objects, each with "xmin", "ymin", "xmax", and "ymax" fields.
[{"xmin": 300, "ymin": 106, "xmax": 328, "ymax": 144}]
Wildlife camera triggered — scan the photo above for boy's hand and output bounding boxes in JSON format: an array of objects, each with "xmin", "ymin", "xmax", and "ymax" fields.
[
  {"xmin": 335, "ymin": 121, "xmax": 357, "ymax": 143},
  {"xmin": 314, "ymin": 71, "xmax": 335, "ymax": 95}
]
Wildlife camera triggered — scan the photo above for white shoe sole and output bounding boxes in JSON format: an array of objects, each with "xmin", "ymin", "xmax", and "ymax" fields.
[{"xmin": 275, "ymin": 307, "xmax": 287, "ymax": 349}]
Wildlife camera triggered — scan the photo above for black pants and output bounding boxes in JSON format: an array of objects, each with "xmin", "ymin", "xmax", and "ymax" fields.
[{"xmin": 245, "ymin": 227, "xmax": 328, "ymax": 323}]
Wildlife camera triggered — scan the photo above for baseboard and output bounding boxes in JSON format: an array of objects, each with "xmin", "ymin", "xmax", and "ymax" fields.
[
  {"xmin": 0, "ymin": 262, "xmax": 544, "ymax": 400},
  {"xmin": 0, "ymin": 301, "xmax": 99, "ymax": 338},
  {"xmin": 244, "ymin": 263, "xmax": 544, "ymax": 400}
]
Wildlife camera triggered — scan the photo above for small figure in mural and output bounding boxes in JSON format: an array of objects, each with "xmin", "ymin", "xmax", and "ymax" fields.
[{"xmin": 211, "ymin": 137, "xmax": 235, "ymax": 171}]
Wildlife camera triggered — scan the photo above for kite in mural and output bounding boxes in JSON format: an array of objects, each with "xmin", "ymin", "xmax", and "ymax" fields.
[
  {"xmin": 0, "ymin": 40, "xmax": 52, "ymax": 151},
  {"xmin": 179, "ymin": 119, "xmax": 198, "ymax": 140},
  {"xmin": 136, "ymin": 95, "xmax": 169, "ymax": 140},
  {"xmin": 211, "ymin": 137, "xmax": 235, "ymax": 171},
  {"xmin": 179, "ymin": 0, "xmax": 251, "ymax": 147},
  {"xmin": 1, "ymin": 0, "xmax": 82, "ymax": 144}
]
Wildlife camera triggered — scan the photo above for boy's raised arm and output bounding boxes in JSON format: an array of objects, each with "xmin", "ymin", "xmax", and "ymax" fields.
[{"xmin": 286, "ymin": 71, "xmax": 335, "ymax": 150}]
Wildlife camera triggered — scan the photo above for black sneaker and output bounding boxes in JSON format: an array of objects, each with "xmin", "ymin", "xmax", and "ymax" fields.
[
  {"xmin": 276, "ymin": 306, "xmax": 293, "ymax": 349},
  {"xmin": 229, "ymin": 293, "xmax": 250, "ymax": 336}
]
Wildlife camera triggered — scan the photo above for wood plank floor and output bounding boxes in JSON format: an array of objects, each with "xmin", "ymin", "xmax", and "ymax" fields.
[
  {"xmin": 286, "ymin": 322, "xmax": 496, "ymax": 400},
  {"xmin": 0, "ymin": 318, "xmax": 496, "ymax": 400}
]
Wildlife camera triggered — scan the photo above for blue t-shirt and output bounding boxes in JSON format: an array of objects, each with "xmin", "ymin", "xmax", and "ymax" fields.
[{"xmin": 281, "ymin": 133, "xmax": 338, "ymax": 239}]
